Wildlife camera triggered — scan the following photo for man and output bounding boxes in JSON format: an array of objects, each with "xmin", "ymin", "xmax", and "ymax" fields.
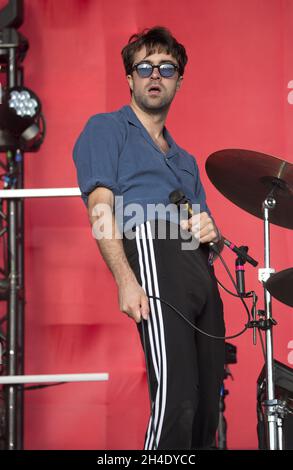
[{"xmin": 73, "ymin": 26, "xmax": 225, "ymax": 450}]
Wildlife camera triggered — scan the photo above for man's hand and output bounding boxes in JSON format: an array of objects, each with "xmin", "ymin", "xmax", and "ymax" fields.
[
  {"xmin": 118, "ymin": 278, "xmax": 149, "ymax": 323},
  {"xmin": 181, "ymin": 211, "xmax": 220, "ymax": 244}
]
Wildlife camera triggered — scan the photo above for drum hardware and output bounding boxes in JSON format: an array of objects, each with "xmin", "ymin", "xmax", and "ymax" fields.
[{"xmin": 206, "ymin": 149, "xmax": 293, "ymax": 449}]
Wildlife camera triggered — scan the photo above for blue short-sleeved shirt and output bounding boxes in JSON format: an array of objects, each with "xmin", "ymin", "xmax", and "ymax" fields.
[{"xmin": 73, "ymin": 105, "xmax": 209, "ymax": 231}]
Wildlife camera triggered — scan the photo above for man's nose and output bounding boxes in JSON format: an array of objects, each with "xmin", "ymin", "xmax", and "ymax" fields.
[{"xmin": 150, "ymin": 66, "xmax": 161, "ymax": 79}]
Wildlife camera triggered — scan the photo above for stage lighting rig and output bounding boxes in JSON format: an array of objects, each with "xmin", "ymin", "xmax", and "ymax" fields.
[
  {"xmin": 0, "ymin": 86, "xmax": 45, "ymax": 151},
  {"xmin": 0, "ymin": 0, "xmax": 46, "ymax": 451},
  {"xmin": 0, "ymin": 1, "xmax": 45, "ymax": 153},
  {"xmin": 0, "ymin": 0, "xmax": 27, "ymax": 67}
]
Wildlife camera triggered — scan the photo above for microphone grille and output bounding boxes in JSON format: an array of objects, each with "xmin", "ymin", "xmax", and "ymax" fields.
[{"xmin": 169, "ymin": 189, "xmax": 186, "ymax": 205}]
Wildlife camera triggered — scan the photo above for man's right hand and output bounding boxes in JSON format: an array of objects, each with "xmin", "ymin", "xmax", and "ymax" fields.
[{"xmin": 118, "ymin": 278, "xmax": 150, "ymax": 323}]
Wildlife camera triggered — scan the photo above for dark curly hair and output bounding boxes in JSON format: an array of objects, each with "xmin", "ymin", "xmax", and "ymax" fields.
[{"xmin": 121, "ymin": 26, "xmax": 188, "ymax": 76}]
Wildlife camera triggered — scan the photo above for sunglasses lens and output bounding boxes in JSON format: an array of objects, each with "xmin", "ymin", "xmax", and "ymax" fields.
[
  {"xmin": 134, "ymin": 62, "xmax": 178, "ymax": 78},
  {"xmin": 159, "ymin": 64, "xmax": 177, "ymax": 77},
  {"xmin": 136, "ymin": 63, "xmax": 153, "ymax": 78}
]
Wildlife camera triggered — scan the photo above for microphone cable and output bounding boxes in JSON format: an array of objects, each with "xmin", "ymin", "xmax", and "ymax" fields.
[
  {"xmin": 139, "ymin": 241, "xmax": 258, "ymax": 448},
  {"xmin": 147, "ymin": 244, "xmax": 252, "ymax": 341}
]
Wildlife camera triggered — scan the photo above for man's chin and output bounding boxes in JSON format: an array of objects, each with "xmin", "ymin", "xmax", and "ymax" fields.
[{"xmin": 141, "ymin": 99, "xmax": 170, "ymax": 115}]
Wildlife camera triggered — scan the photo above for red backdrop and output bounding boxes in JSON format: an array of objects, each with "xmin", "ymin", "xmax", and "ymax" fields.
[{"xmin": 1, "ymin": 0, "xmax": 292, "ymax": 449}]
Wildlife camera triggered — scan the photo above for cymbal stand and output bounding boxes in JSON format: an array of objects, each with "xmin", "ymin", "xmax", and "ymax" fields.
[{"xmin": 258, "ymin": 193, "xmax": 281, "ymax": 450}]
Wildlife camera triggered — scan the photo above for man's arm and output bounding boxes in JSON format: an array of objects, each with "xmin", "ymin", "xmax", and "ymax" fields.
[{"xmin": 88, "ymin": 187, "xmax": 149, "ymax": 323}]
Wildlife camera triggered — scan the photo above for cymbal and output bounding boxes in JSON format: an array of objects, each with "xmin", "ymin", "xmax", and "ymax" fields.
[
  {"xmin": 205, "ymin": 149, "xmax": 293, "ymax": 229},
  {"xmin": 264, "ymin": 268, "xmax": 293, "ymax": 307}
]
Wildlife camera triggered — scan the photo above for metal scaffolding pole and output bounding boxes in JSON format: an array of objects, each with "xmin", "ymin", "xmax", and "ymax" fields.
[
  {"xmin": 0, "ymin": 6, "xmax": 29, "ymax": 448},
  {"xmin": 6, "ymin": 40, "xmax": 20, "ymax": 452}
]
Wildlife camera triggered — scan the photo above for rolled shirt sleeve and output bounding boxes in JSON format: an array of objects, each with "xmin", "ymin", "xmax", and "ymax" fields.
[{"xmin": 73, "ymin": 114, "xmax": 123, "ymax": 205}]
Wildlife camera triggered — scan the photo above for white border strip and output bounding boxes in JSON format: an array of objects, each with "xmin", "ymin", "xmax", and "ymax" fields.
[
  {"xmin": 0, "ymin": 373, "xmax": 109, "ymax": 384},
  {"xmin": 0, "ymin": 188, "xmax": 81, "ymax": 198}
]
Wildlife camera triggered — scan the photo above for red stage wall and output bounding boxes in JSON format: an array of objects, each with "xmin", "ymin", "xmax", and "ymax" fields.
[{"xmin": 3, "ymin": 0, "xmax": 292, "ymax": 449}]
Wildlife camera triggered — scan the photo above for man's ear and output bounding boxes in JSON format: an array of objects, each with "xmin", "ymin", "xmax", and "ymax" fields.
[
  {"xmin": 127, "ymin": 74, "xmax": 134, "ymax": 91},
  {"xmin": 176, "ymin": 76, "xmax": 183, "ymax": 91}
]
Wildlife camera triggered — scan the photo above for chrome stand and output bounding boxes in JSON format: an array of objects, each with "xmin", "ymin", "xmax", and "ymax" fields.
[{"xmin": 258, "ymin": 195, "xmax": 282, "ymax": 449}]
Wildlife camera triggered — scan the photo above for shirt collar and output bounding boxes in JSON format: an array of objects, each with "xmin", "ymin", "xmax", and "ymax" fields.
[
  {"xmin": 121, "ymin": 105, "xmax": 179, "ymax": 158},
  {"xmin": 121, "ymin": 105, "xmax": 142, "ymax": 128},
  {"xmin": 163, "ymin": 128, "xmax": 180, "ymax": 158}
]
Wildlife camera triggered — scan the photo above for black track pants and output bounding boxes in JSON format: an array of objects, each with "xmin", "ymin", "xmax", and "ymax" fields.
[{"xmin": 123, "ymin": 220, "xmax": 225, "ymax": 450}]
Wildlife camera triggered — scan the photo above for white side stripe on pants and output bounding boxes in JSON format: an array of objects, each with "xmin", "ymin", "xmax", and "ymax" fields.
[{"xmin": 136, "ymin": 222, "xmax": 167, "ymax": 450}]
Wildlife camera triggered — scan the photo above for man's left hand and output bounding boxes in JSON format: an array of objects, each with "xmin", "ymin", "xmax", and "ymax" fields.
[{"xmin": 181, "ymin": 212, "xmax": 220, "ymax": 244}]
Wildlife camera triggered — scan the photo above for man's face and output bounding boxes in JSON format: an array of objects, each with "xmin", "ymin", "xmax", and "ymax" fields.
[{"xmin": 127, "ymin": 47, "xmax": 183, "ymax": 114}]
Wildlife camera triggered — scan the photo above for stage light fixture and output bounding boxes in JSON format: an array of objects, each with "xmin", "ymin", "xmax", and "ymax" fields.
[{"xmin": 0, "ymin": 85, "xmax": 45, "ymax": 152}]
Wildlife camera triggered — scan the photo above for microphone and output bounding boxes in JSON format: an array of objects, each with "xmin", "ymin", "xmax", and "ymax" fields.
[
  {"xmin": 169, "ymin": 189, "xmax": 258, "ymax": 268},
  {"xmin": 235, "ymin": 250, "xmax": 247, "ymax": 295},
  {"xmin": 169, "ymin": 189, "xmax": 193, "ymax": 219},
  {"xmin": 169, "ymin": 189, "xmax": 216, "ymax": 254}
]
